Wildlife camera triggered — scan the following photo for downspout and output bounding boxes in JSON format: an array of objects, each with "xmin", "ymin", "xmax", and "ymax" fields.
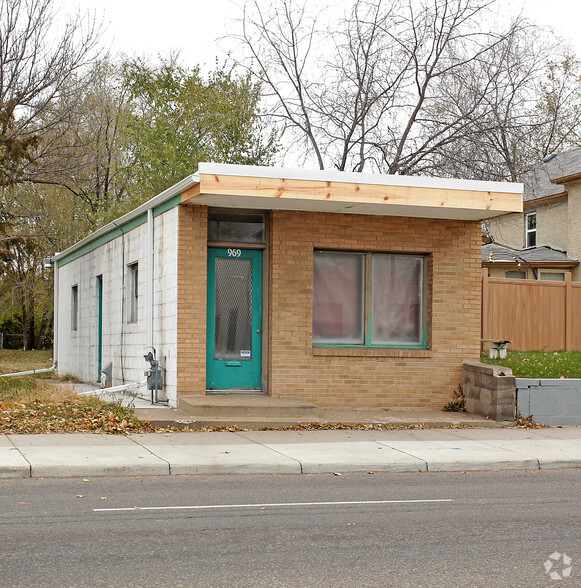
[
  {"xmin": 147, "ymin": 209, "xmax": 154, "ymax": 349},
  {"xmin": 53, "ymin": 257, "xmax": 59, "ymax": 371}
]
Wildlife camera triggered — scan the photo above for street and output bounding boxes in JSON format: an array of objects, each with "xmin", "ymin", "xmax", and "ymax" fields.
[{"xmin": 1, "ymin": 470, "xmax": 579, "ymax": 587}]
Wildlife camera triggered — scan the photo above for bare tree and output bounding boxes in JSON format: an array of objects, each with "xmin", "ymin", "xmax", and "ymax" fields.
[
  {"xmin": 0, "ymin": 0, "xmax": 101, "ymax": 188},
  {"xmin": 237, "ymin": 0, "xmax": 569, "ymax": 178}
]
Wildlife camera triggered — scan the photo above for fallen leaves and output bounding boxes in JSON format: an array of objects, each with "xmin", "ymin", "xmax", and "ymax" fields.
[
  {"xmin": 199, "ymin": 422, "xmax": 476, "ymax": 432},
  {"xmin": 515, "ymin": 415, "xmax": 548, "ymax": 429},
  {"xmin": 0, "ymin": 397, "xmax": 156, "ymax": 434}
]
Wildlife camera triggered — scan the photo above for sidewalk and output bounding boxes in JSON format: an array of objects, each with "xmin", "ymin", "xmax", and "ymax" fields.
[{"xmin": 2, "ymin": 427, "xmax": 580, "ymax": 478}]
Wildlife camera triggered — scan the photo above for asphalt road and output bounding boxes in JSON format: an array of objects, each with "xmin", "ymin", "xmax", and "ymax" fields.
[{"xmin": 1, "ymin": 470, "xmax": 580, "ymax": 587}]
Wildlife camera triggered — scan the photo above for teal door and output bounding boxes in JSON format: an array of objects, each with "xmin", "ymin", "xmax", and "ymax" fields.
[{"xmin": 206, "ymin": 248, "xmax": 262, "ymax": 390}]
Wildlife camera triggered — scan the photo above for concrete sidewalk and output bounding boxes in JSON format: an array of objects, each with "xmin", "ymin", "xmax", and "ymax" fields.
[{"xmin": 2, "ymin": 427, "xmax": 580, "ymax": 478}]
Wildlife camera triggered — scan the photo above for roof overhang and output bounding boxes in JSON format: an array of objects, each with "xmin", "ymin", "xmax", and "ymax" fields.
[
  {"xmin": 483, "ymin": 260, "xmax": 579, "ymax": 269},
  {"xmin": 551, "ymin": 171, "xmax": 581, "ymax": 184},
  {"xmin": 524, "ymin": 191, "xmax": 567, "ymax": 209},
  {"xmin": 183, "ymin": 163, "xmax": 523, "ymax": 221}
]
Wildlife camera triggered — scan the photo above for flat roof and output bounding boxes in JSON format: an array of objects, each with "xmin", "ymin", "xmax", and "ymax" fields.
[
  {"xmin": 183, "ymin": 163, "xmax": 523, "ymax": 221},
  {"xmin": 54, "ymin": 163, "xmax": 523, "ymax": 264}
]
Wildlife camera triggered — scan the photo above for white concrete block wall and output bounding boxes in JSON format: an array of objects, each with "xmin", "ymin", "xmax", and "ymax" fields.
[{"xmin": 56, "ymin": 207, "xmax": 179, "ymax": 406}]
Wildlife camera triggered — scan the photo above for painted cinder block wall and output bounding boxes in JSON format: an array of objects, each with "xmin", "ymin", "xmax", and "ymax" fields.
[{"xmin": 56, "ymin": 208, "xmax": 180, "ymax": 402}]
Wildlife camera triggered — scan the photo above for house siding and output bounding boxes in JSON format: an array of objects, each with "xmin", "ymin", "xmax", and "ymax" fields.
[
  {"xmin": 56, "ymin": 208, "xmax": 179, "ymax": 404},
  {"xmin": 488, "ymin": 199, "xmax": 568, "ymax": 252},
  {"xmin": 567, "ymin": 182, "xmax": 581, "ymax": 281},
  {"xmin": 538, "ymin": 199, "xmax": 568, "ymax": 252}
]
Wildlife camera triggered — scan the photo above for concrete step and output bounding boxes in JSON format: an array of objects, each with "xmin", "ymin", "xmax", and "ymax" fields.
[
  {"xmin": 134, "ymin": 410, "xmax": 324, "ymax": 430},
  {"xmin": 177, "ymin": 395, "xmax": 319, "ymax": 419}
]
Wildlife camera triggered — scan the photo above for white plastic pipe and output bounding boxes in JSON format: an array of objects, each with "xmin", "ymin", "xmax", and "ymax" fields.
[
  {"xmin": 77, "ymin": 379, "xmax": 147, "ymax": 396},
  {"xmin": 0, "ymin": 365, "xmax": 56, "ymax": 378}
]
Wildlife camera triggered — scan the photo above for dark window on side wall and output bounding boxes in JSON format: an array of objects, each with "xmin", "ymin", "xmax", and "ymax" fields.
[
  {"xmin": 128, "ymin": 263, "xmax": 138, "ymax": 323},
  {"xmin": 71, "ymin": 285, "xmax": 78, "ymax": 331},
  {"xmin": 313, "ymin": 251, "xmax": 427, "ymax": 347}
]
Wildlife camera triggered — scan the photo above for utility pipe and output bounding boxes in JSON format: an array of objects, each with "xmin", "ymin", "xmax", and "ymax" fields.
[
  {"xmin": 53, "ymin": 258, "xmax": 59, "ymax": 371},
  {"xmin": 77, "ymin": 379, "xmax": 147, "ymax": 396},
  {"xmin": 0, "ymin": 365, "xmax": 56, "ymax": 378},
  {"xmin": 147, "ymin": 208, "xmax": 154, "ymax": 350}
]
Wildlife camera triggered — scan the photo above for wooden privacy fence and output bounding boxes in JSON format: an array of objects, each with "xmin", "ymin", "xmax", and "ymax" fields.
[{"xmin": 481, "ymin": 269, "xmax": 581, "ymax": 352}]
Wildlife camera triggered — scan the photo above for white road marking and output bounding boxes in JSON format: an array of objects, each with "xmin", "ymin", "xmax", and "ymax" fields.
[{"xmin": 94, "ymin": 498, "xmax": 453, "ymax": 512}]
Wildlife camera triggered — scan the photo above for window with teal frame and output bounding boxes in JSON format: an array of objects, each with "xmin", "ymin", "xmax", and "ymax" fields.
[{"xmin": 313, "ymin": 250, "xmax": 428, "ymax": 348}]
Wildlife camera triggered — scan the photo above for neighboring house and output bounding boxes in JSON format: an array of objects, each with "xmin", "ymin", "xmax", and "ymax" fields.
[
  {"xmin": 482, "ymin": 243, "xmax": 579, "ymax": 280},
  {"xmin": 486, "ymin": 148, "xmax": 581, "ymax": 280},
  {"xmin": 52, "ymin": 163, "xmax": 521, "ymax": 409}
]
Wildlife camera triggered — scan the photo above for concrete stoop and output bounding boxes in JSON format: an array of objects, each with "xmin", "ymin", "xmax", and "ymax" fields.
[
  {"xmin": 133, "ymin": 395, "xmax": 321, "ymax": 429},
  {"xmin": 131, "ymin": 395, "xmax": 508, "ymax": 430}
]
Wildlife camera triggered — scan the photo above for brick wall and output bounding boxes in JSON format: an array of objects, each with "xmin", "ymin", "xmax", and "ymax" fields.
[
  {"xmin": 268, "ymin": 210, "xmax": 482, "ymax": 408},
  {"xmin": 176, "ymin": 204, "xmax": 207, "ymax": 395}
]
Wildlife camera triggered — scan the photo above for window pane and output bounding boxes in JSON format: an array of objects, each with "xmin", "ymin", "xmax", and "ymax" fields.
[
  {"xmin": 313, "ymin": 252, "xmax": 364, "ymax": 344},
  {"xmin": 505, "ymin": 270, "xmax": 526, "ymax": 279},
  {"xmin": 526, "ymin": 213, "xmax": 536, "ymax": 247},
  {"xmin": 128, "ymin": 264, "xmax": 139, "ymax": 323},
  {"xmin": 208, "ymin": 211, "xmax": 265, "ymax": 244},
  {"xmin": 540, "ymin": 272, "xmax": 565, "ymax": 281},
  {"xmin": 527, "ymin": 213, "xmax": 536, "ymax": 231},
  {"xmin": 214, "ymin": 257, "xmax": 253, "ymax": 360},
  {"xmin": 71, "ymin": 285, "xmax": 78, "ymax": 331},
  {"xmin": 371, "ymin": 255, "xmax": 423, "ymax": 345}
]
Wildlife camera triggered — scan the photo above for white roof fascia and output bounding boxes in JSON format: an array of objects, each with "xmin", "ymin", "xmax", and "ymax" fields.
[
  {"xmin": 53, "ymin": 173, "xmax": 200, "ymax": 263},
  {"xmin": 197, "ymin": 162, "xmax": 524, "ymax": 195}
]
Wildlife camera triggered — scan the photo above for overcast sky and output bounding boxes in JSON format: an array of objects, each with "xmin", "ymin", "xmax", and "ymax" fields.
[{"xmin": 59, "ymin": 0, "xmax": 581, "ymax": 69}]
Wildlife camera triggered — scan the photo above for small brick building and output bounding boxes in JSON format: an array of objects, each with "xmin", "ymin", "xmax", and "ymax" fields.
[{"xmin": 53, "ymin": 163, "xmax": 522, "ymax": 408}]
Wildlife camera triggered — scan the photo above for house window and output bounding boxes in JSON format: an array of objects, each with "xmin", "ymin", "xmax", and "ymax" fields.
[
  {"xmin": 540, "ymin": 272, "xmax": 565, "ymax": 281},
  {"xmin": 71, "ymin": 285, "xmax": 78, "ymax": 331},
  {"xmin": 128, "ymin": 263, "xmax": 138, "ymax": 323},
  {"xmin": 313, "ymin": 251, "xmax": 427, "ymax": 347},
  {"xmin": 525, "ymin": 212, "xmax": 536, "ymax": 248},
  {"xmin": 505, "ymin": 270, "xmax": 526, "ymax": 279},
  {"xmin": 208, "ymin": 211, "xmax": 265, "ymax": 244}
]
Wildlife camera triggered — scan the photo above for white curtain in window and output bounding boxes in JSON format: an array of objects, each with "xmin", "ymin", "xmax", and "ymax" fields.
[
  {"xmin": 313, "ymin": 252, "xmax": 364, "ymax": 344},
  {"xmin": 372, "ymin": 255, "xmax": 422, "ymax": 345}
]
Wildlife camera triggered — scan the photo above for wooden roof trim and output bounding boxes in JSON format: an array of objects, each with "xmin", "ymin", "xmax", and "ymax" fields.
[{"xmin": 190, "ymin": 173, "xmax": 522, "ymax": 214}]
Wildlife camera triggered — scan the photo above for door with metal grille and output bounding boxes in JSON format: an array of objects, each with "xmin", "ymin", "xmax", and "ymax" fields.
[{"xmin": 206, "ymin": 248, "xmax": 262, "ymax": 391}]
